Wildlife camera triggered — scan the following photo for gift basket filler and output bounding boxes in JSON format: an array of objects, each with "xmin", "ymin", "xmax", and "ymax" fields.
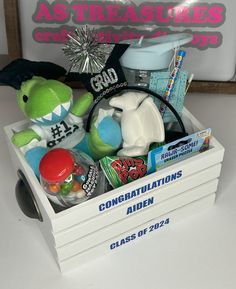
[{"xmin": 2, "ymin": 25, "xmax": 224, "ymax": 272}]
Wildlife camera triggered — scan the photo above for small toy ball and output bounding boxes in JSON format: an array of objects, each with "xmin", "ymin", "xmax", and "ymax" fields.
[{"xmin": 39, "ymin": 148, "xmax": 99, "ymax": 208}]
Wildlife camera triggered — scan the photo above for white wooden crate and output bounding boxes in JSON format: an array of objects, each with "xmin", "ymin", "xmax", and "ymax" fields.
[
  {"xmin": 56, "ymin": 179, "xmax": 218, "ymax": 262},
  {"xmin": 4, "ymin": 108, "xmax": 225, "ymax": 273},
  {"xmin": 54, "ymin": 163, "xmax": 221, "ymax": 248},
  {"xmin": 60, "ymin": 193, "xmax": 216, "ymax": 273}
]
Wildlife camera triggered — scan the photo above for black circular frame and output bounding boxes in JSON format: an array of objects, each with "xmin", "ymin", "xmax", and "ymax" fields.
[{"xmin": 85, "ymin": 85, "xmax": 187, "ymax": 136}]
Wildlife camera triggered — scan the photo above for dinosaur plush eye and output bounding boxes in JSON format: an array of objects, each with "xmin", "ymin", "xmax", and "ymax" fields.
[{"xmin": 23, "ymin": 95, "xmax": 28, "ymax": 103}]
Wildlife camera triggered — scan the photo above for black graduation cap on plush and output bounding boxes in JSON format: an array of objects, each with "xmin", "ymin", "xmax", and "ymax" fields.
[
  {"xmin": 65, "ymin": 43, "xmax": 130, "ymax": 99},
  {"xmin": 0, "ymin": 59, "xmax": 66, "ymax": 90}
]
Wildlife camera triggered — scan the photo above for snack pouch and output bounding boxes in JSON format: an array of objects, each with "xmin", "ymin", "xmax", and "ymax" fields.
[{"xmin": 100, "ymin": 156, "xmax": 147, "ymax": 188}]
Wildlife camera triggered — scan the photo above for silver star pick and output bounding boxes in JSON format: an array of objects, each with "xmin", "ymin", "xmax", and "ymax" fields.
[{"xmin": 63, "ymin": 26, "xmax": 114, "ymax": 74}]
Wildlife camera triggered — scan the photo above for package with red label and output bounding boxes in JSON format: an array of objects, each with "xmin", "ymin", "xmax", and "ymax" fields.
[{"xmin": 100, "ymin": 156, "xmax": 147, "ymax": 188}]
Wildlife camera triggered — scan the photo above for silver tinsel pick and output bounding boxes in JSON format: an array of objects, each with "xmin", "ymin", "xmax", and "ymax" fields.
[{"xmin": 63, "ymin": 26, "xmax": 114, "ymax": 74}]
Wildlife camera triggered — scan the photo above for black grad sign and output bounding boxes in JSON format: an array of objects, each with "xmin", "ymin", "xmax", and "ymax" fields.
[{"xmin": 65, "ymin": 44, "xmax": 130, "ymax": 102}]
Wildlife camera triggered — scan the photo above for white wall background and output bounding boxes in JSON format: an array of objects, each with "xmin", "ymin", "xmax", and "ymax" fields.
[{"xmin": 0, "ymin": 0, "xmax": 8, "ymax": 54}]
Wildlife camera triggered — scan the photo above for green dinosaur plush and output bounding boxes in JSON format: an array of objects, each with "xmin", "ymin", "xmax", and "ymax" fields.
[
  {"xmin": 0, "ymin": 59, "xmax": 122, "ymax": 176},
  {"xmin": 12, "ymin": 76, "xmax": 93, "ymax": 149}
]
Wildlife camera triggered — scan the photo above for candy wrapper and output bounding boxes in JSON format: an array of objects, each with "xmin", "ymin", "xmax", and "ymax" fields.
[{"xmin": 100, "ymin": 156, "xmax": 147, "ymax": 189}]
